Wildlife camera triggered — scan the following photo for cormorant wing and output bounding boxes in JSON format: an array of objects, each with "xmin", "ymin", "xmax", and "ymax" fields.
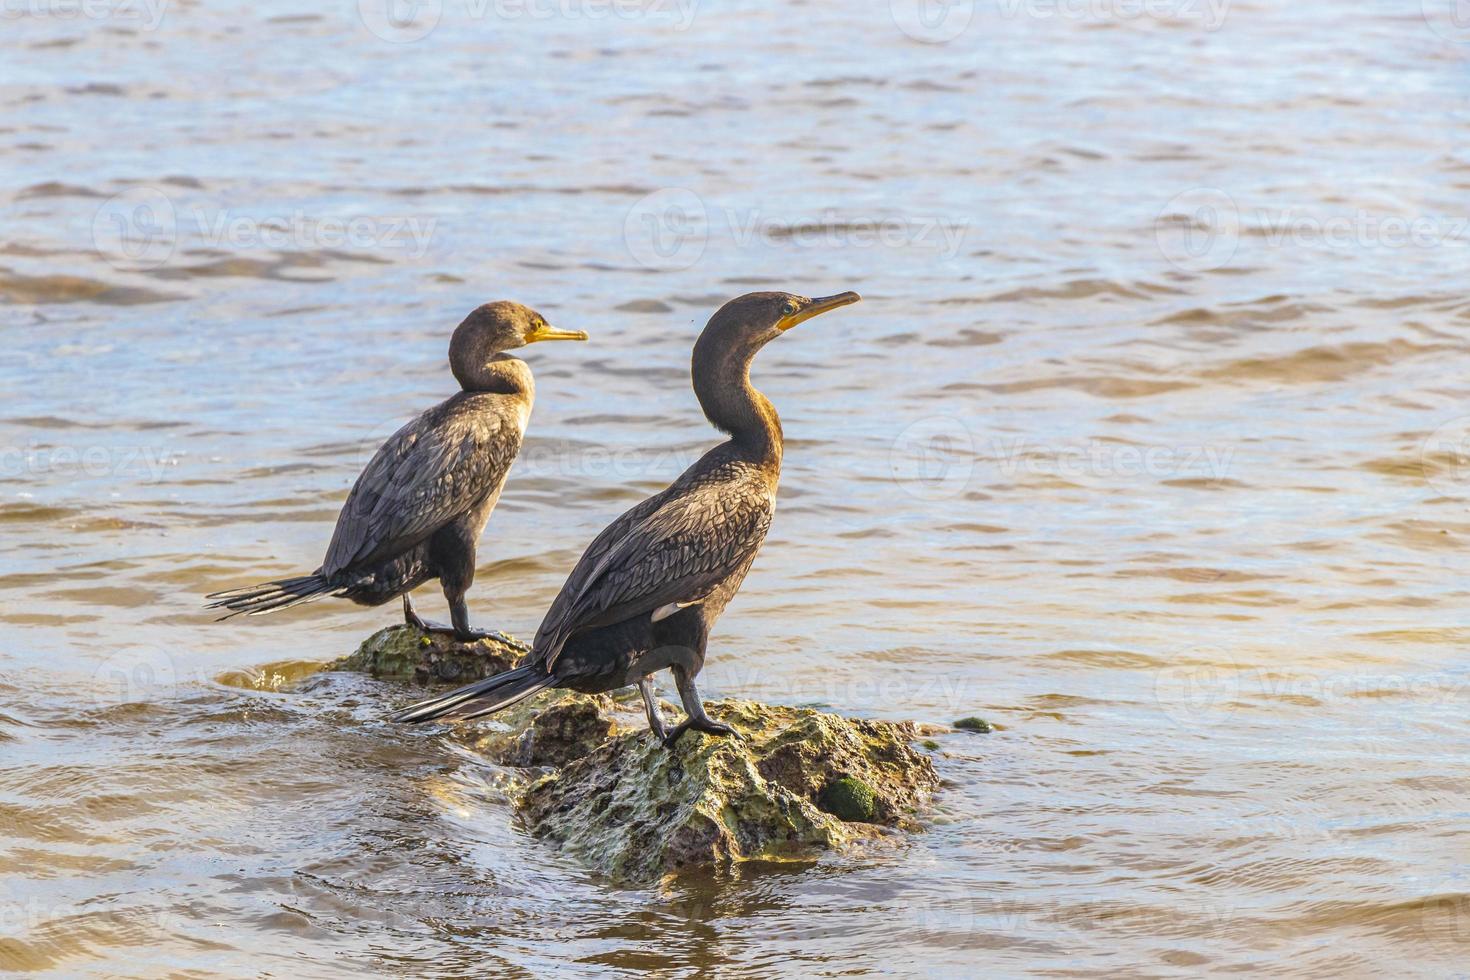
[
  {"xmin": 321, "ymin": 401, "xmax": 521, "ymax": 577},
  {"xmin": 533, "ymin": 478, "xmax": 774, "ymax": 669}
]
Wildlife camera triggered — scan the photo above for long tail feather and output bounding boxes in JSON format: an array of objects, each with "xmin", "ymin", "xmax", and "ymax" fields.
[
  {"xmin": 204, "ymin": 574, "xmax": 340, "ymax": 619},
  {"xmin": 391, "ymin": 665, "xmax": 556, "ymax": 724}
]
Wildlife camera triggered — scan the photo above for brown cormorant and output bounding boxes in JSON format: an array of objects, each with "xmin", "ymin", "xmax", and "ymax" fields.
[
  {"xmin": 205, "ymin": 301, "xmax": 587, "ymax": 640},
  {"xmin": 392, "ymin": 289, "xmax": 861, "ymax": 746}
]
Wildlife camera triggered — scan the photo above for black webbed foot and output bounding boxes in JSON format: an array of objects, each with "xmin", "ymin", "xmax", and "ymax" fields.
[
  {"xmin": 661, "ymin": 718, "xmax": 738, "ymax": 750},
  {"xmin": 448, "ymin": 625, "xmax": 518, "ymax": 645},
  {"xmin": 404, "ymin": 594, "xmax": 514, "ymax": 645}
]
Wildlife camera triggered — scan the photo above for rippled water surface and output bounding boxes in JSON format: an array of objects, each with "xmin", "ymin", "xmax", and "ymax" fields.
[{"xmin": 4, "ymin": 1, "xmax": 1470, "ymax": 975}]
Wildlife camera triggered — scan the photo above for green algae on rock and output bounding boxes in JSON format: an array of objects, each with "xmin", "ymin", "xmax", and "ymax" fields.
[
  {"xmin": 517, "ymin": 698, "xmax": 938, "ymax": 883},
  {"xmin": 328, "ymin": 623, "xmax": 529, "ymax": 686},
  {"xmin": 819, "ymin": 777, "xmax": 878, "ymax": 823},
  {"xmin": 339, "ymin": 629, "xmax": 941, "ymax": 883}
]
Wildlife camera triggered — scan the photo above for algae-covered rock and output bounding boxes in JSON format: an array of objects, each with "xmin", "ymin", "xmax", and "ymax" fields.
[
  {"xmin": 468, "ymin": 693, "xmax": 618, "ymax": 769},
  {"xmin": 953, "ymin": 716, "xmax": 994, "ymax": 733},
  {"xmin": 518, "ymin": 698, "xmax": 938, "ymax": 883},
  {"xmin": 328, "ymin": 623, "xmax": 529, "ymax": 686},
  {"xmin": 332, "ymin": 630, "xmax": 941, "ymax": 883}
]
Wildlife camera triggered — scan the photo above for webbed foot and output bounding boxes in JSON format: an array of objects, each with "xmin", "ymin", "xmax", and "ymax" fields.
[{"xmin": 661, "ymin": 718, "xmax": 738, "ymax": 750}]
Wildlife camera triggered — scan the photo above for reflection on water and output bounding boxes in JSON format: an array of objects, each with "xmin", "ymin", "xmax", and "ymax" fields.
[{"xmin": 3, "ymin": 1, "xmax": 1470, "ymax": 975}]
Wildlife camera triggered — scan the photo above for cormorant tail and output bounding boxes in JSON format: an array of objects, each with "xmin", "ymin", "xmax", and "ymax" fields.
[
  {"xmin": 390, "ymin": 665, "xmax": 556, "ymax": 724},
  {"xmin": 204, "ymin": 574, "xmax": 340, "ymax": 619}
]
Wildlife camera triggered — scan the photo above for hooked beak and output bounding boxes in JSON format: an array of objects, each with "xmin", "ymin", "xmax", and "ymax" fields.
[
  {"xmin": 526, "ymin": 323, "xmax": 589, "ymax": 343},
  {"xmin": 777, "ymin": 291, "xmax": 862, "ymax": 332}
]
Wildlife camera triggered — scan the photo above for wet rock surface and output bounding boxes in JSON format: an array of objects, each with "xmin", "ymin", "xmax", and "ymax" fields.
[
  {"xmin": 328, "ymin": 623, "xmax": 528, "ymax": 686},
  {"xmin": 348, "ymin": 625, "xmax": 942, "ymax": 883},
  {"xmin": 517, "ymin": 698, "xmax": 939, "ymax": 883}
]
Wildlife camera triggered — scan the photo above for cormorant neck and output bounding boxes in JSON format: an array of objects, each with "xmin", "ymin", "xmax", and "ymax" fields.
[
  {"xmin": 456, "ymin": 352, "xmax": 534, "ymax": 398},
  {"xmin": 692, "ymin": 338, "xmax": 782, "ymax": 467}
]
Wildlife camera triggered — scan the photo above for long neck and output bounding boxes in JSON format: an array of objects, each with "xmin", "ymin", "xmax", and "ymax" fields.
[
  {"xmin": 692, "ymin": 338, "xmax": 783, "ymax": 468},
  {"xmin": 456, "ymin": 353, "xmax": 534, "ymax": 400}
]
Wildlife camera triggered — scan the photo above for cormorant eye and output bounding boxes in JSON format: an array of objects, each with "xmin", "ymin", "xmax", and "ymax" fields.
[{"xmin": 780, "ymin": 301, "xmax": 798, "ymax": 317}]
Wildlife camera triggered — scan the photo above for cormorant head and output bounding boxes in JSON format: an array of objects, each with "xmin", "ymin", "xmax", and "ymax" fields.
[
  {"xmin": 697, "ymin": 290, "xmax": 862, "ymax": 360},
  {"xmin": 450, "ymin": 301, "xmax": 587, "ymax": 388}
]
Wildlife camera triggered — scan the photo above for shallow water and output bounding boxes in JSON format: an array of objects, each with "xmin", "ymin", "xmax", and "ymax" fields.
[{"xmin": 3, "ymin": 1, "xmax": 1470, "ymax": 975}]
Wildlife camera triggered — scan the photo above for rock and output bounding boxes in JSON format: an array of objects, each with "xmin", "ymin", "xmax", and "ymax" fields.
[
  {"xmin": 334, "ymin": 629, "xmax": 941, "ymax": 883},
  {"xmin": 517, "ymin": 698, "xmax": 938, "ymax": 883},
  {"xmin": 468, "ymin": 693, "xmax": 618, "ymax": 769},
  {"xmin": 327, "ymin": 623, "xmax": 529, "ymax": 686},
  {"xmin": 953, "ymin": 716, "xmax": 993, "ymax": 733}
]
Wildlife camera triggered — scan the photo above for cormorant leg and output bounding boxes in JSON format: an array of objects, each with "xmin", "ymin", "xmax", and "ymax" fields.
[
  {"xmin": 404, "ymin": 592, "xmax": 513, "ymax": 645},
  {"xmin": 446, "ymin": 592, "xmax": 515, "ymax": 646},
  {"xmin": 661, "ymin": 664, "xmax": 737, "ymax": 749},
  {"xmin": 639, "ymin": 677, "xmax": 669, "ymax": 743},
  {"xmin": 402, "ymin": 593, "xmax": 452, "ymax": 632}
]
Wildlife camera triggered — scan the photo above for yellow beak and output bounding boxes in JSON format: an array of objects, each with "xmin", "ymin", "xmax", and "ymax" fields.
[
  {"xmin": 527, "ymin": 324, "xmax": 589, "ymax": 343},
  {"xmin": 777, "ymin": 291, "xmax": 862, "ymax": 332}
]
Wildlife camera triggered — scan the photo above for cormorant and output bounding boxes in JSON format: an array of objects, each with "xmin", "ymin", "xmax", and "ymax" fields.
[
  {"xmin": 205, "ymin": 301, "xmax": 587, "ymax": 640},
  {"xmin": 392, "ymin": 289, "xmax": 861, "ymax": 746}
]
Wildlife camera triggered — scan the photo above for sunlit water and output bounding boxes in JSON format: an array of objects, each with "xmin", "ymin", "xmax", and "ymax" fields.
[{"xmin": 3, "ymin": 1, "xmax": 1470, "ymax": 975}]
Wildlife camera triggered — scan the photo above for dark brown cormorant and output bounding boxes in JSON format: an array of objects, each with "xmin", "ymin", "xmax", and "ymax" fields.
[
  {"xmin": 392, "ymin": 289, "xmax": 861, "ymax": 746},
  {"xmin": 205, "ymin": 302, "xmax": 587, "ymax": 640}
]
